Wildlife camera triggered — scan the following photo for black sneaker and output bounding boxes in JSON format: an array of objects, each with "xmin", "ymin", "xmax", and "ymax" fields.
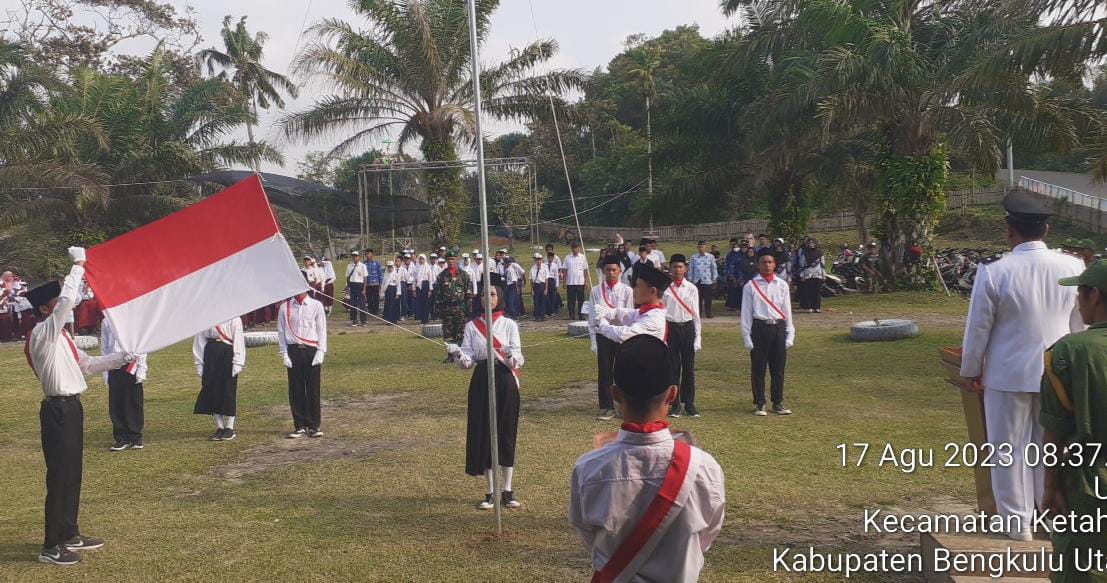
[
  {"xmin": 130, "ymin": 437, "xmax": 144, "ymax": 450},
  {"xmin": 209, "ymin": 429, "xmax": 225, "ymax": 441},
  {"xmin": 477, "ymin": 494, "xmax": 494, "ymax": 510},
  {"xmin": 63, "ymin": 535, "xmax": 104, "ymax": 551},
  {"xmin": 754, "ymin": 405, "xmax": 767, "ymax": 416},
  {"xmin": 668, "ymin": 404, "xmax": 682, "ymax": 418},
  {"xmin": 38, "ymin": 545, "xmax": 80, "ymax": 566},
  {"xmin": 287, "ymin": 428, "xmax": 307, "ymax": 439},
  {"xmin": 222, "ymin": 429, "xmax": 237, "ymax": 441},
  {"xmin": 685, "ymin": 404, "xmax": 701, "ymax": 418},
  {"xmin": 109, "ymin": 440, "xmax": 131, "ymax": 452},
  {"xmin": 309, "ymin": 428, "xmax": 324, "ymax": 438},
  {"xmin": 772, "ymin": 404, "xmax": 792, "ymax": 415},
  {"xmin": 502, "ymin": 490, "xmax": 521, "ymax": 508}
]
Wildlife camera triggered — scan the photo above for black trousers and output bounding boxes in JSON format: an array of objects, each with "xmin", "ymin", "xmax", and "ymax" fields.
[
  {"xmin": 596, "ymin": 336, "xmax": 618, "ymax": 409},
  {"xmin": 696, "ymin": 283, "xmax": 713, "ymax": 318},
  {"xmin": 799, "ymin": 278, "xmax": 822, "ymax": 310},
  {"xmin": 287, "ymin": 345, "xmax": 322, "ymax": 430},
  {"xmin": 366, "ymin": 284, "xmax": 380, "ymax": 315},
  {"xmin": 40, "ymin": 397, "xmax": 83, "ymax": 549},
  {"xmin": 349, "ymin": 284, "xmax": 367, "ymax": 324},
  {"xmin": 668, "ymin": 320, "xmax": 696, "ymax": 406},
  {"xmin": 750, "ymin": 319, "xmax": 787, "ymax": 407},
  {"xmin": 567, "ymin": 285, "xmax": 585, "ymax": 319},
  {"xmin": 107, "ymin": 368, "xmax": 143, "ymax": 442}
]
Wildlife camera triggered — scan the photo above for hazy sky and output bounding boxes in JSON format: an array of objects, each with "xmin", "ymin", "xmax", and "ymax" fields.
[{"xmin": 162, "ymin": 0, "xmax": 738, "ymax": 173}]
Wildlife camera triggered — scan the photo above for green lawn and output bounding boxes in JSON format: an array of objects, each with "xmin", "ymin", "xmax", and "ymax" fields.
[{"xmin": 0, "ymin": 291, "xmax": 975, "ymax": 581}]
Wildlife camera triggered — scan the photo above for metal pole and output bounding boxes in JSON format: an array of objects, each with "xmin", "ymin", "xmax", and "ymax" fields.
[
  {"xmin": 1007, "ymin": 138, "xmax": 1015, "ymax": 189},
  {"xmin": 358, "ymin": 170, "xmax": 366, "ymax": 249},
  {"xmin": 467, "ymin": 0, "xmax": 502, "ymax": 535}
]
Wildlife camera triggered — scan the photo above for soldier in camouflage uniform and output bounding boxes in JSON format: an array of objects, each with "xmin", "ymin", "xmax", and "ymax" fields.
[{"xmin": 435, "ymin": 251, "xmax": 473, "ymax": 360}]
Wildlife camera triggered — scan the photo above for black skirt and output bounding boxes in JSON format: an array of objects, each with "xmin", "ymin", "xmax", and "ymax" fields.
[
  {"xmin": 466, "ymin": 360, "xmax": 520, "ymax": 476},
  {"xmin": 194, "ymin": 340, "xmax": 238, "ymax": 416}
]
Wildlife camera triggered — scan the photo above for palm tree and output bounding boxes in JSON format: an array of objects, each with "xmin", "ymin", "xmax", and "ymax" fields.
[
  {"xmin": 200, "ymin": 15, "xmax": 298, "ymax": 169},
  {"xmin": 624, "ymin": 45, "xmax": 661, "ymax": 228},
  {"xmin": 281, "ymin": 0, "xmax": 584, "ymax": 246}
]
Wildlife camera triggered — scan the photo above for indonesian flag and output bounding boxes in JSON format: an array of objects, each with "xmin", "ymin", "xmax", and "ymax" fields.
[{"xmin": 84, "ymin": 175, "xmax": 308, "ymax": 354}]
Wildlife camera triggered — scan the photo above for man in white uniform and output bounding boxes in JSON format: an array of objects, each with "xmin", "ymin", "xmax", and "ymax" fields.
[
  {"xmin": 562, "ymin": 241, "xmax": 589, "ymax": 320},
  {"xmin": 570, "ymin": 335, "xmax": 725, "ymax": 582},
  {"xmin": 279, "ymin": 285, "xmax": 328, "ymax": 439},
  {"xmin": 960, "ymin": 191, "xmax": 1084, "ymax": 541},
  {"xmin": 590, "ymin": 255, "xmax": 634, "ymax": 420},
  {"xmin": 595, "ymin": 261, "xmax": 670, "ymax": 344}
]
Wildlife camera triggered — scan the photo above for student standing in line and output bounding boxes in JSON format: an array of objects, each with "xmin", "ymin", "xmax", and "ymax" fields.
[
  {"xmin": 741, "ymin": 254, "xmax": 794, "ymax": 416},
  {"xmin": 589, "ymin": 255, "xmax": 634, "ymax": 421},
  {"xmin": 101, "ymin": 317, "xmax": 147, "ymax": 451},
  {"xmin": 193, "ymin": 317, "xmax": 246, "ymax": 440},
  {"xmin": 280, "ymin": 286, "xmax": 328, "ymax": 440},
  {"xmin": 663, "ymin": 254, "xmax": 702, "ymax": 419}
]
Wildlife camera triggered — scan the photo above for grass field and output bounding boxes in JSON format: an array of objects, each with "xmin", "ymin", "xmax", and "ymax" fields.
[{"xmin": 0, "ymin": 287, "xmax": 980, "ymax": 582}]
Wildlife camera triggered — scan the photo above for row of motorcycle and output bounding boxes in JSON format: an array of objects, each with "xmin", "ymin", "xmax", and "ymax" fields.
[{"xmin": 820, "ymin": 246, "xmax": 991, "ymax": 296}]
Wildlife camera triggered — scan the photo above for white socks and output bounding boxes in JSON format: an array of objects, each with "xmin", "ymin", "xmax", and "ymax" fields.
[
  {"xmin": 213, "ymin": 414, "xmax": 224, "ymax": 429},
  {"xmin": 484, "ymin": 466, "xmax": 516, "ymax": 494},
  {"xmin": 224, "ymin": 415, "xmax": 236, "ymax": 429}
]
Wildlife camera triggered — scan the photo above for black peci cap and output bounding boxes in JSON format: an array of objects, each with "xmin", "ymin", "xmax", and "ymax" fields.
[
  {"xmin": 614, "ymin": 335, "xmax": 673, "ymax": 398},
  {"xmin": 601, "ymin": 255, "xmax": 623, "ymax": 267},
  {"xmin": 27, "ymin": 280, "xmax": 61, "ymax": 311},
  {"xmin": 633, "ymin": 261, "xmax": 672, "ymax": 293},
  {"xmin": 1003, "ymin": 191, "xmax": 1054, "ymax": 223},
  {"xmin": 669, "ymin": 253, "xmax": 687, "ymax": 265}
]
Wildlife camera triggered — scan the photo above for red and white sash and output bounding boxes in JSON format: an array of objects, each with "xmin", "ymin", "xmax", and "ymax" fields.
[
  {"xmin": 592, "ymin": 439, "xmax": 696, "ymax": 583},
  {"xmin": 25, "ymin": 327, "xmax": 81, "ymax": 379},
  {"xmin": 284, "ymin": 299, "xmax": 318, "ymax": 347},
  {"xmin": 751, "ymin": 279, "xmax": 787, "ymax": 320},
  {"xmin": 667, "ymin": 280, "xmax": 698, "ymax": 319},
  {"xmin": 214, "ymin": 324, "xmax": 233, "ymax": 344},
  {"xmin": 600, "ymin": 282, "xmax": 618, "ymax": 309},
  {"xmin": 471, "ymin": 314, "xmax": 520, "ymax": 386}
]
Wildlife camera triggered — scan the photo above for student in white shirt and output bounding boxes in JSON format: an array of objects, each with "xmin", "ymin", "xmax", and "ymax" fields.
[
  {"xmin": 320, "ymin": 256, "xmax": 337, "ymax": 314},
  {"xmin": 381, "ymin": 261, "xmax": 402, "ymax": 324},
  {"xmin": 594, "ymin": 261, "xmax": 670, "ymax": 344},
  {"xmin": 445, "ymin": 274, "xmax": 525, "ymax": 510},
  {"xmin": 590, "ymin": 255, "xmax": 634, "ymax": 420},
  {"xmin": 544, "ymin": 244, "xmax": 563, "ymax": 317},
  {"xmin": 193, "ymin": 317, "xmax": 246, "ymax": 440},
  {"xmin": 279, "ymin": 286, "xmax": 328, "ymax": 439},
  {"xmin": 26, "ymin": 247, "xmax": 134, "ymax": 566},
  {"xmin": 741, "ymin": 253, "xmax": 795, "ymax": 416},
  {"xmin": 101, "ymin": 317, "xmax": 148, "ymax": 451},
  {"xmin": 663, "ymin": 254, "xmax": 702, "ymax": 419},
  {"xmin": 400, "ymin": 255, "xmax": 415, "ymax": 320},
  {"xmin": 562, "ymin": 241, "xmax": 589, "ymax": 319},
  {"xmin": 529, "ymin": 253, "xmax": 550, "ymax": 322},
  {"xmin": 414, "ymin": 254, "xmax": 434, "ymax": 324},
  {"xmin": 345, "ymin": 252, "xmax": 369, "ymax": 326},
  {"xmin": 570, "ymin": 335, "xmax": 725, "ymax": 582}
]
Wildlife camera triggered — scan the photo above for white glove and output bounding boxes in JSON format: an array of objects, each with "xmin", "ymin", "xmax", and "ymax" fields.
[
  {"xmin": 281, "ymin": 354, "xmax": 293, "ymax": 368},
  {"xmin": 508, "ymin": 354, "xmax": 523, "ymax": 369},
  {"xmin": 196, "ymin": 364, "xmax": 203, "ymax": 377},
  {"xmin": 135, "ymin": 371, "xmax": 146, "ymax": 384},
  {"xmin": 232, "ymin": 364, "xmax": 243, "ymax": 377},
  {"xmin": 785, "ymin": 341, "xmax": 794, "ymax": 349},
  {"xmin": 694, "ymin": 341, "xmax": 701, "ymax": 353},
  {"xmin": 744, "ymin": 340, "xmax": 754, "ymax": 351},
  {"xmin": 311, "ymin": 350, "xmax": 325, "ymax": 366},
  {"xmin": 123, "ymin": 352, "xmax": 137, "ymax": 363},
  {"xmin": 590, "ymin": 336, "xmax": 597, "ymax": 354},
  {"xmin": 67, "ymin": 246, "xmax": 87, "ymax": 263},
  {"xmin": 445, "ymin": 343, "xmax": 461, "ymax": 356},
  {"xmin": 592, "ymin": 303, "xmax": 608, "ymax": 321}
]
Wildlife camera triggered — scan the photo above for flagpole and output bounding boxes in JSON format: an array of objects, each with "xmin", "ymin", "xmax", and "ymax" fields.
[{"xmin": 467, "ymin": 0, "xmax": 502, "ymax": 535}]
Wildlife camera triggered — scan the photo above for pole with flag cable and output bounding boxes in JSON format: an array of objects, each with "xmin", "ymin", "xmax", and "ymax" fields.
[{"xmin": 466, "ymin": 0, "xmax": 503, "ymax": 535}]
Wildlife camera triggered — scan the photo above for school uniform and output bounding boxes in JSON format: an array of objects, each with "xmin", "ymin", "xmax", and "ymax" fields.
[
  {"xmin": 589, "ymin": 280, "xmax": 634, "ymax": 409},
  {"xmin": 504, "ymin": 264, "xmax": 524, "ymax": 318},
  {"xmin": 101, "ymin": 318, "xmax": 147, "ymax": 446},
  {"xmin": 664, "ymin": 279, "xmax": 702, "ymax": 412},
  {"xmin": 399, "ymin": 262, "xmax": 416, "ymax": 319},
  {"xmin": 278, "ymin": 295, "xmax": 327, "ymax": 432},
  {"xmin": 346, "ymin": 261, "xmax": 369, "ymax": 325},
  {"xmin": 596, "ymin": 303, "xmax": 668, "ymax": 344},
  {"xmin": 452, "ymin": 313, "xmax": 523, "ymax": 477},
  {"xmin": 27, "ymin": 264, "xmax": 131, "ymax": 554},
  {"xmin": 529, "ymin": 262, "xmax": 550, "ymax": 320},
  {"xmin": 193, "ymin": 318, "xmax": 245, "ymax": 417},
  {"xmin": 740, "ymin": 274, "xmax": 794, "ymax": 409},
  {"xmin": 321, "ymin": 260, "xmax": 337, "ymax": 312},
  {"xmin": 381, "ymin": 269, "xmax": 402, "ymax": 323},
  {"xmin": 570, "ymin": 424, "xmax": 726, "ymax": 582},
  {"xmin": 414, "ymin": 260, "xmax": 434, "ymax": 324},
  {"xmin": 364, "ymin": 259, "xmax": 383, "ymax": 315},
  {"xmin": 562, "ymin": 253, "xmax": 588, "ymax": 319},
  {"xmin": 546, "ymin": 254, "xmax": 563, "ymax": 315}
]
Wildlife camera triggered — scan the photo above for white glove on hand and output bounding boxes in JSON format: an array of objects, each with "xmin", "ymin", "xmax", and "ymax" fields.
[
  {"xmin": 592, "ymin": 303, "xmax": 608, "ymax": 321},
  {"xmin": 445, "ymin": 343, "xmax": 461, "ymax": 356},
  {"xmin": 590, "ymin": 336, "xmax": 597, "ymax": 354},
  {"xmin": 68, "ymin": 246, "xmax": 87, "ymax": 263},
  {"xmin": 311, "ymin": 350, "xmax": 325, "ymax": 366},
  {"xmin": 123, "ymin": 352, "xmax": 137, "ymax": 363},
  {"xmin": 281, "ymin": 354, "xmax": 293, "ymax": 368},
  {"xmin": 694, "ymin": 341, "xmax": 702, "ymax": 353},
  {"xmin": 744, "ymin": 340, "xmax": 754, "ymax": 351},
  {"xmin": 508, "ymin": 354, "xmax": 523, "ymax": 369},
  {"xmin": 232, "ymin": 364, "xmax": 243, "ymax": 377},
  {"xmin": 785, "ymin": 341, "xmax": 794, "ymax": 349},
  {"xmin": 196, "ymin": 365, "xmax": 203, "ymax": 377}
]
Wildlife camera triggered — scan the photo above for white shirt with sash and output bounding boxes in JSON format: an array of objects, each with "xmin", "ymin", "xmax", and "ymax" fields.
[
  {"xmin": 277, "ymin": 295, "xmax": 328, "ymax": 355},
  {"xmin": 570, "ymin": 425, "xmax": 726, "ymax": 582},
  {"xmin": 192, "ymin": 318, "xmax": 246, "ymax": 373},
  {"xmin": 454, "ymin": 313, "xmax": 524, "ymax": 375},
  {"xmin": 597, "ymin": 304, "xmax": 667, "ymax": 344},
  {"xmin": 740, "ymin": 273, "xmax": 795, "ymax": 349},
  {"xmin": 663, "ymin": 278, "xmax": 702, "ymax": 351}
]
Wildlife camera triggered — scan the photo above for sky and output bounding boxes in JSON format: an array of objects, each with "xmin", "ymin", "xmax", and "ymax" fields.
[{"xmin": 144, "ymin": 0, "xmax": 737, "ymax": 173}]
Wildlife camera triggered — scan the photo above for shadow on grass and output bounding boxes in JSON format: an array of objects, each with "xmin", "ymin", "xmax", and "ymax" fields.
[{"xmin": 0, "ymin": 542, "xmax": 42, "ymax": 564}]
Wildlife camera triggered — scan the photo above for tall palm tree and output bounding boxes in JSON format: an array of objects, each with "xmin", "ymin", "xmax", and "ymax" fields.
[
  {"xmin": 281, "ymin": 0, "xmax": 584, "ymax": 246},
  {"xmin": 624, "ymin": 45, "xmax": 661, "ymax": 227},
  {"xmin": 200, "ymin": 15, "xmax": 298, "ymax": 168}
]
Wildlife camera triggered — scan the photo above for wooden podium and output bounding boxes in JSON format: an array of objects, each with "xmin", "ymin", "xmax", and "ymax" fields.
[{"xmin": 939, "ymin": 347, "xmax": 997, "ymax": 516}]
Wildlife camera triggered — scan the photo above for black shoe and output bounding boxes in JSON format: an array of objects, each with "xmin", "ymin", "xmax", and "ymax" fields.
[
  {"xmin": 772, "ymin": 403, "xmax": 792, "ymax": 415},
  {"xmin": 668, "ymin": 404, "xmax": 682, "ymax": 418},
  {"xmin": 130, "ymin": 437, "xmax": 143, "ymax": 450},
  {"xmin": 222, "ymin": 429, "xmax": 236, "ymax": 440},
  {"xmin": 309, "ymin": 428, "xmax": 324, "ymax": 438},
  {"xmin": 38, "ymin": 545, "xmax": 81, "ymax": 566},
  {"xmin": 63, "ymin": 535, "xmax": 104, "ymax": 551},
  {"xmin": 209, "ymin": 429, "xmax": 224, "ymax": 441},
  {"xmin": 502, "ymin": 490, "xmax": 521, "ymax": 508},
  {"xmin": 684, "ymin": 404, "xmax": 701, "ymax": 418},
  {"xmin": 478, "ymin": 494, "xmax": 495, "ymax": 510},
  {"xmin": 109, "ymin": 440, "xmax": 131, "ymax": 452},
  {"xmin": 287, "ymin": 428, "xmax": 307, "ymax": 439}
]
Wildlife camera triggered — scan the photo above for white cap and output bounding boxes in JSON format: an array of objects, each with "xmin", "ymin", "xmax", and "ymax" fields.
[
  {"xmin": 475, "ymin": 253, "xmax": 483, "ymax": 259},
  {"xmin": 430, "ymin": 253, "xmax": 438, "ymax": 258},
  {"xmin": 385, "ymin": 260, "xmax": 394, "ymax": 266},
  {"xmin": 534, "ymin": 253, "xmax": 543, "ymax": 259},
  {"xmin": 462, "ymin": 253, "xmax": 470, "ymax": 258},
  {"xmin": 437, "ymin": 257, "xmax": 445, "ymax": 262}
]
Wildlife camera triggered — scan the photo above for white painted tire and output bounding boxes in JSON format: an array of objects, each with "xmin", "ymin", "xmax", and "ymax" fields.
[
  {"xmin": 568, "ymin": 321, "xmax": 590, "ymax": 338},
  {"xmin": 73, "ymin": 335, "xmax": 99, "ymax": 350},
  {"xmin": 850, "ymin": 319, "xmax": 919, "ymax": 342},
  {"xmin": 422, "ymin": 323, "xmax": 443, "ymax": 338},
  {"xmin": 244, "ymin": 331, "xmax": 280, "ymax": 348}
]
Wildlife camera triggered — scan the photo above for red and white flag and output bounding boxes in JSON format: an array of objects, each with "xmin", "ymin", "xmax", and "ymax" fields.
[{"xmin": 84, "ymin": 175, "xmax": 307, "ymax": 354}]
